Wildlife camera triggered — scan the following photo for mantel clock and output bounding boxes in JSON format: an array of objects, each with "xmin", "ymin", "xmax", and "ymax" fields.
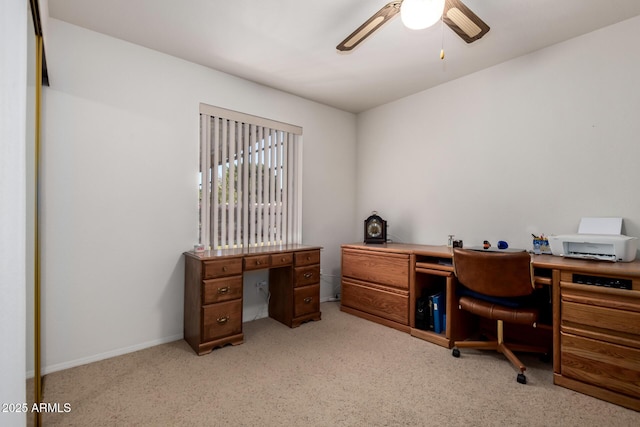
[{"xmin": 364, "ymin": 212, "xmax": 387, "ymax": 244}]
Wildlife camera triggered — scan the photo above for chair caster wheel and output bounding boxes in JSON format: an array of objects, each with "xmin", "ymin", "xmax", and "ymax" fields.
[
  {"xmin": 452, "ymin": 348, "xmax": 460, "ymax": 358},
  {"xmin": 517, "ymin": 373, "xmax": 527, "ymax": 384}
]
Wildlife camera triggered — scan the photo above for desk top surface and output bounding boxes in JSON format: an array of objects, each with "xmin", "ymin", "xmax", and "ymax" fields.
[
  {"xmin": 342, "ymin": 242, "xmax": 640, "ymax": 277},
  {"xmin": 342, "ymin": 242, "xmax": 453, "ymax": 257},
  {"xmin": 185, "ymin": 244, "xmax": 322, "ymax": 260}
]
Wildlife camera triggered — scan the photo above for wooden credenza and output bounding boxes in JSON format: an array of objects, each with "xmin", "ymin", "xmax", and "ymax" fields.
[
  {"xmin": 533, "ymin": 255, "xmax": 640, "ymax": 412},
  {"xmin": 184, "ymin": 244, "xmax": 322, "ymax": 355},
  {"xmin": 341, "ymin": 247, "xmax": 411, "ymax": 332},
  {"xmin": 341, "ymin": 244, "xmax": 465, "ymax": 348},
  {"xmin": 341, "ymin": 243, "xmax": 640, "ymax": 411}
]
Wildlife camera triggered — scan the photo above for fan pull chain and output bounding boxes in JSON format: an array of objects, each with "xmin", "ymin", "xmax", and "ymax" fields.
[{"xmin": 440, "ymin": 14, "xmax": 445, "ymax": 60}]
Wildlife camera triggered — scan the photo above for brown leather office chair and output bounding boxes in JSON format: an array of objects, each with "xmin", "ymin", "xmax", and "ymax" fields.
[{"xmin": 451, "ymin": 248, "xmax": 547, "ymax": 384}]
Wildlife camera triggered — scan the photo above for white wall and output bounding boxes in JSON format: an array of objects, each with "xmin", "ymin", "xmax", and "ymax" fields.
[
  {"xmin": 41, "ymin": 19, "xmax": 356, "ymax": 372},
  {"xmin": 0, "ymin": 0, "xmax": 27, "ymax": 425},
  {"xmin": 356, "ymin": 16, "xmax": 640, "ymax": 252},
  {"xmin": 41, "ymin": 10, "xmax": 640, "ymax": 375}
]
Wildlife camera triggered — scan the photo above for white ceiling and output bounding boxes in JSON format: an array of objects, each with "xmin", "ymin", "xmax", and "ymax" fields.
[{"xmin": 46, "ymin": 0, "xmax": 640, "ymax": 113}]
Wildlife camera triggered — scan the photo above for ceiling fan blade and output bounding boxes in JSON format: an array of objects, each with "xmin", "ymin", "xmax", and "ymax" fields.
[
  {"xmin": 443, "ymin": 0, "xmax": 490, "ymax": 43},
  {"xmin": 337, "ymin": 1, "xmax": 402, "ymax": 52}
]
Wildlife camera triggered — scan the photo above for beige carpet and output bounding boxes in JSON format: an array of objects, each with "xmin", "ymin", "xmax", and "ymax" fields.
[{"xmin": 34, "ymin": 302, "xmax": 639, "ymax": 426}]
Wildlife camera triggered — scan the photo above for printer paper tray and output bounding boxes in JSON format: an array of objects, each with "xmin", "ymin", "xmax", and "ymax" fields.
[{"xmin": 564, "ymin": 252, "xmax": 617, "ymax": 262}]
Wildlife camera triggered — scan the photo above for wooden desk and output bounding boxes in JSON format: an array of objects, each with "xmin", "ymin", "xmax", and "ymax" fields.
[
  {"xmin": 340, "ymin": 243, "xmax": 640, "ymax": 411},
  {"xmin": 184, "ymin": 244, "xmax": 322, "ymax": 355}
]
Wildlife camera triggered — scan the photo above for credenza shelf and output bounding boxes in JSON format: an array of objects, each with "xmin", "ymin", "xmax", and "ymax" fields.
[{"xmin": 410, "ymin": 327, "xmax": 449, "ymax": 347}]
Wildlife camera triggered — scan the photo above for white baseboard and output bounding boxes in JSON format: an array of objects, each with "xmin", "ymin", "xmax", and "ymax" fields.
[
  {"xmin": 34, "ymin": 301, "xmax": 340, "ymax": 377},
  {"xmin": 39, "ymin": 333, "xmax": 183, "ymax": 376}
]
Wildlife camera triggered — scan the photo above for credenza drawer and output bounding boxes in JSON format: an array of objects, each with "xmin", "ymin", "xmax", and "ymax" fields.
[
  {"xmin": 295, "ymin": 250, "xmax": 320, "ymax": 267},
  {"xmin": 561, "ymin": 283, "xmax": 640, "ymax": 347},
  {"xmin": 294, "ymin": 284, "xmax": 320, "ymax": 317},
  {"xmin": 342, "ymin": 278, "xmax": 409, "ymax": 325},
  {"xmin": 203, "ymin": 258, "xmax": 243, "ymax": 279},
  {"xmin": 562, "ymin": 300, "xmax": 640, "ymax": 339},
  {"xmin": 202, "ymin": 276, "xmax": 242, "ymax": 304},
  {"xmin": 561, "ymin": 332, "xmax": 640, "ymax": 398},
  {"xmin": 202, "ymin": 300, "xmax": 242, "ymax": 342},
  {"xmin": 295, "ymin": 265, "xmax": 320, "ymax": 287},
  {"xmin": 342, "ymin": 249, "xmax": 409, "ymax": 289}
]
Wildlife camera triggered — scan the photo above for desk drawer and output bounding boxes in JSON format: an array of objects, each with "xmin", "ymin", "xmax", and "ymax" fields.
[
  {"xmin": 561, "ymin": 332, "xmax": 640, "ymax": 398},
  {"xmin": 295, "ymin": 265, "xmax": 320, "ymax": 287},
  {"xmin": 295, "ymin": 250, "xmax": 320, "ymax": 267},
  {"xmin": 203, "ymin": 276, "xmax": 242, "ymax": 304},
  {"xmin": 202, "ymin": 300, "xmax": 242, "ymax": 342},
  {"xmin": 294, "ymin": 284, "xmax": 320, "ymax": 317},
  {"xmin": 271, "ymin": 252, "xmax": 293, "ymax": 267},
  {"xmin": 203, "ymin": 258, "xmax": 243, "ymax": 279},
  {"xmin": 244, "ymin": 255, "xmax": 270, "ymax": 270},
  {"xmin": 342, "ymin": 278, "xmax": 409, "ymax": 325}
]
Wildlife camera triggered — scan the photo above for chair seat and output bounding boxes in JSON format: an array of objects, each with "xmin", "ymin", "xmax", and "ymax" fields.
[{"xmin": 459, "ymin": 296, "xmax": 538, "ymax": 325}]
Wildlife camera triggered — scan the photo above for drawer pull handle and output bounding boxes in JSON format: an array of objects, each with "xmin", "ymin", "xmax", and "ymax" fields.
[
  {"xmin": 306, "ymin": 256, "xmax": 311, "ymax": 261},
  {"xmin": 217, "ymin": 286, "xmax": 229, "ymax": 294},
  {"xmin": 256, "ymin": 260, "xmax": 261, "ymax": 265},
  {"xmin": 304, "ymin": 297, "xmax": 313, "ymax": 304},
  {"xmin": 216, "ymin": 316, "xmax": 229, "ymax": 325},
  {"xmin": 304, "ymin": 272, "xmax": 313, "ymax": 279},
  {"xmin": 222, "ymin": 266, "xmax": 228, "ymax": 272},
  {"xmin": 281, "ymin": 257, "xmax": 287, "ymax": 262}
]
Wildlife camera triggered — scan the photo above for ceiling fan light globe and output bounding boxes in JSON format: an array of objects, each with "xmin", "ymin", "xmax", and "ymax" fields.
[{"xmin": 400, "ymin": 0, "xmax": 446, "ymax": 30}]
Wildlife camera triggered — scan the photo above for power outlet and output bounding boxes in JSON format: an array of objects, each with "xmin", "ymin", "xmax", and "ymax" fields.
[{"xmin": 255, "ymin": 281, "xmax": 268, "ymax": 293}]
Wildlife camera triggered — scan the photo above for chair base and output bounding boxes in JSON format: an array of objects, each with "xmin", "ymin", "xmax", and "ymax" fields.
[{"xmin": 451, "ymin": 320, "xmax": 549, "ymax": 384}]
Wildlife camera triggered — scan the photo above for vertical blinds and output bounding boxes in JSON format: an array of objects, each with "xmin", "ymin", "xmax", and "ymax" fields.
[{"xmin": 199, "ymin": 104, "xmax": 303, "ymax": 250}]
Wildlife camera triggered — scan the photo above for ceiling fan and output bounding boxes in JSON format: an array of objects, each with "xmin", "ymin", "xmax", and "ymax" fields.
[{"xmin": 337, "ymin": 0, "xmax": 490, "ymax": 52}]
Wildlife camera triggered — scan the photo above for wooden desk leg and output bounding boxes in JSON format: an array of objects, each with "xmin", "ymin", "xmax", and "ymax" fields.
[{"xmin": 552, "ymin": 269, "xmax": 561, "ymax": 374}]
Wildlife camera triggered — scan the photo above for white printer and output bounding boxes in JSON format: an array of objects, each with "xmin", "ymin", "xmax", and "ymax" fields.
[{"xmin": 548, "ymin": 217, "xmax": 638, "ymax": 262}]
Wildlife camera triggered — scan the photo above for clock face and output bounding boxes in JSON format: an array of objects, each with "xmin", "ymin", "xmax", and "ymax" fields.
[{"xmin": 367, "ymin": 219, "xmax": 382, "ymax": 238}]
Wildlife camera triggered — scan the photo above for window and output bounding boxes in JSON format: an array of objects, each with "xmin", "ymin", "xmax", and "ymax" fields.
[{"xmin": 199, "ymin": 104, "xmax": 303, "ymax": 249}]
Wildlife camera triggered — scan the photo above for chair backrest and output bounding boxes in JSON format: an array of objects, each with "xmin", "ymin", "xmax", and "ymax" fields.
[{"xmin": 453, "ymin": 248, "xmax": 534, "ymax": 298}]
